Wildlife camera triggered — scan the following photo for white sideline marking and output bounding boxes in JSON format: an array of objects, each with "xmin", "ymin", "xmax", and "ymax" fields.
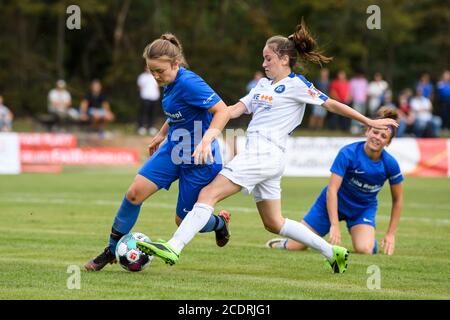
[{"xmin": 1, "ymin": 195, "xmax": 450, "ymax": 225}]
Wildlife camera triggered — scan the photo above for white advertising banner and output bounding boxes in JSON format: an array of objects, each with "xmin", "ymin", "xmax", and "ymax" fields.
[
  {"xmin": 236, "ymin": 136, "xmax": 450, "ymax": 177},
  {"xmin": 0, "ymin": 132, "xmax": 21, "ymax": 174}
]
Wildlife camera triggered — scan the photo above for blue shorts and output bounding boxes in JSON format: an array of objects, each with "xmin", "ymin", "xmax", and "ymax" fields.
[
  {"xmin": 303, "ymin": 193, "xmax": 377, "ymax": 237},
  {"xmin": 138, "ymin": 142, "xmax": 222, "ymax": 219}
]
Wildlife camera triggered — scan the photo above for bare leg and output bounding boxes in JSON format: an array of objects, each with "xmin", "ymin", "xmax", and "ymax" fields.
[{"xmin": 350, "ymin": 224, "xmax": 375, "ymax": 254}]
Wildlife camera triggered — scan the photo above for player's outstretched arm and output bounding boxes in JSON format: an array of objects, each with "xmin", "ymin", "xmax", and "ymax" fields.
[
  {"xmin": 322, "ymin": 98, "xmax": 398, "ymax": 130},
  {"xmin": 381, "ymin": 182, "xmax": 403, "ymax": 255},
  {"xmin": 228, "ymin": 102, "xmax": 247, "ymax": 119}
]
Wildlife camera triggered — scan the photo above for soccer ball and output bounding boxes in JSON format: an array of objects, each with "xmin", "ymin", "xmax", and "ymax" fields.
[{"xmin": 115, "ymin": 232, "xmax": 154, "ymax": 272}]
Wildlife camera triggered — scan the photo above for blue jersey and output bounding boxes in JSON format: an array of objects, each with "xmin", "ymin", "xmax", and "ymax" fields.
[
  {"xmin": 319, "ymin": 141, "xmax": 403, "ymax": 217},
  {"xmin": 162, "ymin": 67, "xmax": 222, "ymax": 167}
]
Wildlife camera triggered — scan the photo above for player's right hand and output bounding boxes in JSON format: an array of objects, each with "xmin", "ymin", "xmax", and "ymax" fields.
[
  {"xmin": 148, "ymin": 133, "xmax": 165, "ymax": 156},
  {"xmin": 329, "ymin": 224, "xmax": 341, "ymax": 245}
]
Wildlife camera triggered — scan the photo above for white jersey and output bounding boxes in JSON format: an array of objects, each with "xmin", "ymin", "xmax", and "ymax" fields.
[{"xmin": 240, "ymin": 73, "xmax": 328, "ymax": 150}]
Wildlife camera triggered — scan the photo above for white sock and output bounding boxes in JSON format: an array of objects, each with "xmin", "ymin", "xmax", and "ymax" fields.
[
  {"xmin": 168, "ymin": 203, "xmax": 213, "ymax": 254},
  {"xmin": 279, "ymin": 218, "xmax": 333, "ymax": 259}
]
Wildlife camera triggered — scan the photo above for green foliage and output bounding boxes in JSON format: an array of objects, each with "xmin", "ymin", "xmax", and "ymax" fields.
[{"xmin": 0, "ymin": 0, "xmax": 448, "ymax": 121}]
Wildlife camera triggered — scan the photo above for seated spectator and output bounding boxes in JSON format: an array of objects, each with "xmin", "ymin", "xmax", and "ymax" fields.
[
  {"xmin": 0, "ymin": 95, "xmax": 13, "ymax": 132},
  {"xmin": 396, "ymin": 91, "xmax": 415, "ymax": 137},
  {"xmin": 79, "ymin": 79, "xmax": 115, "ymax": 135},
  {"xmin": 410, "ymin": 88, "xmax": 442, "ymax": 137},
  {"xmin": 48, "ymin": 80, "xmax": 79, "ymax": 124}
]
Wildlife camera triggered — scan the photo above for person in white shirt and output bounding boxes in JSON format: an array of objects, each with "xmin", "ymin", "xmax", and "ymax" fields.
[
  {"xmin": 367, "ymin": 72, "xmax": 389, "ymax": 117},
  {"xmin": 137, "ymin": 69, "xmax": 161, "ymax": 135},
  {"xmin": 0, "ymin": 95, "xmax": 13, "ymax": 132},
  {"xmin": 410, "ymin": 88, "xmax": 442, "ymax": 137},
  {"xmin": 48, "ymin": 80, "xmax": 79, "ymax": 122},
  {"xmin": 136, "ymin": 19, "xmax": 398, "ymax": 274}
]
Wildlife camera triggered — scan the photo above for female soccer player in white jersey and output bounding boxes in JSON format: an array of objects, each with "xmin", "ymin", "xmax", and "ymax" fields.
[
  {"xmin": 267, "ymin": 108, "xmax": 403, "ymax": 256},
  {"xmin": 137, "ymin": 19, "xmax": 398, "ymax": 273}
]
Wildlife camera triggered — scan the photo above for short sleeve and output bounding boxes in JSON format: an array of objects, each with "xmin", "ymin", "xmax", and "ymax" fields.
[
  {"xmin": 182, "ymin": 74, "xmax": 221, "ymax": 109},
  {"xmin": 239, "ymin": 89, "xmax": 255, "ymax": 114},
  {"xmin": 295, "ymin": 75, "xmax": 329, "ymax": 105},
  {"xmin": 330, "ymin": 148, "xmax": 351, "ymax": 177},
  {"xmin": 385, "ymin": 156, "xmax": 404, "ymax": 185}
]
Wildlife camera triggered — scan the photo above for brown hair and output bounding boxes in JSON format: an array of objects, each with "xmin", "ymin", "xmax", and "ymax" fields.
[
  {"xmin": 266, "ymin": 18, "xmax": 332, "ymax": 68},
  {"xmin": 375, "ymin": 106, "xmax": 399, "ymax": 141},
  {"xmin": 142, "ymin": 33, "xmax": 188, "ymax": 67}
]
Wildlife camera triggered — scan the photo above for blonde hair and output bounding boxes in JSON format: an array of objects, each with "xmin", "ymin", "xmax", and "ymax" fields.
[
  {"xmin": 266, "ymin": 18, "xmax": 332, "ymax": 68},
  {"xmin": 142, "ymin": 33, "xmax": 188, "ymax": 67}
]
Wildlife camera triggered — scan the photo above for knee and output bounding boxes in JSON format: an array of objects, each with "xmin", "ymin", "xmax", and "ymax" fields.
[
  {"xmin": 175, "ymin": 215, "xmax": 182, "ymax": 226},
  {"xmin": 126, "ymin": 187, "xmax": 142, "ymax": 205},
  {"xmin": 197, "ymin": 186, "xmax": 216, "ymax": 205},
  {"xmin": 354, "ymin": 243, "xmax": 374, "ymax": 255}
]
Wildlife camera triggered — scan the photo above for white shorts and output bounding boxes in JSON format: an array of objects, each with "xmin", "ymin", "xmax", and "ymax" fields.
[{"xmin": 220, "ymin": 140, "xmax": 285, "ymax": 202}]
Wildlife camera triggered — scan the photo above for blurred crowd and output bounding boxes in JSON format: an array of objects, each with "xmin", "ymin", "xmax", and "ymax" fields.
[{"xmin": 1, "ymin": 69, "xmax": 450, "ymax": 139}]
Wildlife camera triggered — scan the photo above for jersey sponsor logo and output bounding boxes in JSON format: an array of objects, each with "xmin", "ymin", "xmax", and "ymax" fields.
[
  {"xmin": 164, "ymin": 110, "xmax": 185, "ymax": 122},
  {"xmin": 274, "ymin": 84, "xmax": 286, "ymax": 93},
  {"xmin": 203, "ymin": 93, "xmax": 216, "ymax": 105},
  {"xmin": 349, "ymin": 177, "xmax": 382, "ymax": 193},
  {"xmin": 307, "ymin": 85, "xmax": 321, "ymax": 98},
  {"xmin": 252, "ymin": 93, "xmax": 273, "ymax": 110}
]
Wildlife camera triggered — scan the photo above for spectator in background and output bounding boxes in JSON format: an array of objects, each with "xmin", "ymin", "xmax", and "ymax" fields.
[
  {"xmin": 416, "ymin": 72, "xmax": 434, "ymax": 101},
  {"xmin": 396, "ymin": 90, "xmax": 415, "ymax": 137},
  {"xmin": 437, "ymin": 70, "xmax": 450, "ymax": 134},
  {"xmin": 48, "ymin": 80, "xmax": 79, "ymax": 124},
  {"xmin": 79, "ymin": 79, "xmax": 115, "ymax": 136},
  {"xmin": 328, "ymin": 70, "xmax": 351, "ymax": 131},
  {"xmin": 308, "ymin": 68, "xmax": 330, "ymax": 130},
  {"xmin": 410, "ymin": 87, "xmax": 442, "ymax": 137},
  {"xmin": 367, "ymin": 72, "xmax": 389, "ymax": 117},
  {"xmin": 137, "ymin": 68, "xmax": 161, "ymax": 136},
  {"xmin": 0, "ymin": 95, "xmax": 13, "ymax": 132},
  {"xmin": 349, "ymin": 71, "xmax": 368, "ymax": 134},
  {"xmin": 246, "ymin": 70, "xmax": 264, "ymax": 93}
]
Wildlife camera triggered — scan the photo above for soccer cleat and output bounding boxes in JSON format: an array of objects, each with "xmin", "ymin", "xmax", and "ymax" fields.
[
  {"xmin": 136, "ymin": 240, "xmax": 179, "ymax": 266},
  {"xmin": 215, "ymin": 210, "xmax": 231, "ymax": 247},
  {"xmin": 326, "ymin": 245, "xmax": 349, "ymax": 274},
  {"xmin": 84, "ymin": 247, "xmax": 117, "ymax": 271},
  {"xmin": 265, "ymin": 238, "xmax": 288, "ymax": 249}
]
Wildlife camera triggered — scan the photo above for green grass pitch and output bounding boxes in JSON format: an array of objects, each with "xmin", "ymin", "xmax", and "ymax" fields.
[{"xmin": 0, "ymin": 166, "xmax": 449, "ymax": 299}]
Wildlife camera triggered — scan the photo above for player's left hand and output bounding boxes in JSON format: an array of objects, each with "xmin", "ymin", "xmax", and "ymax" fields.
[
  {"xmin": 192, "ymin": 140, "xmax": 214, "ymax": 165},
  {"xmin": 380, "ymin": 233, "xmax": 395, "ymax": 255},
  {"xmin": 368, "ymin": 118, "xmax": 399, "ymax": 130}
]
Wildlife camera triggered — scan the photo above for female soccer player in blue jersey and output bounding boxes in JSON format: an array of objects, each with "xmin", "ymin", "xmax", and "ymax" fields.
[
  {"xmin": 85, "ymin": 34, "xmax": 231, "ymax": 271},
  {"xmin": 137, "ymin": 20, "xmax": 398, "ymax": 273},
  {"xmin": 266, "ymin": 107, "xmax": 403, "ymax": 256}
]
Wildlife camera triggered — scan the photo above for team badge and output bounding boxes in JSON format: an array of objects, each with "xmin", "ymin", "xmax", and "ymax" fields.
[{"xmin": 274, "ymin": 85, "xmax": 286, "ymax": 93}]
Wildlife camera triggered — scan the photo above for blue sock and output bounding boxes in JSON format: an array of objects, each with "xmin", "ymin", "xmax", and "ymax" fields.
[
  {"xmin": 108, "ymin": 197, "xmax": 142, "ymax": 253},
  {"xmin": 372, "ymin": 239, "xmax": 378, "ymax": 255},
  {"xmin": 199, "ymin": 214, "xmax": 225, "ymax": 233}
]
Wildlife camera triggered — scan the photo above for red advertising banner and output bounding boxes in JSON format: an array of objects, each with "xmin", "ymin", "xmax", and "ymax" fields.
[
  {"xmin": 19, "ymin": 133, "xmax": 77, "ymax": 148},
  {"xmin": 21, "ymin": 147, "xmax": 140, "ymax": 165}
]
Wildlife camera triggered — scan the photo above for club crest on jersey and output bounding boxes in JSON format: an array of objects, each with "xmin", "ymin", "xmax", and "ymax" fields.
[
  {"xmin": 252, "ymin": 93, "xmax": 273, "ymax": 109},
  {"xmin": 274, "ymin": 84, "xmax": 286, "ymax": 93}
]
